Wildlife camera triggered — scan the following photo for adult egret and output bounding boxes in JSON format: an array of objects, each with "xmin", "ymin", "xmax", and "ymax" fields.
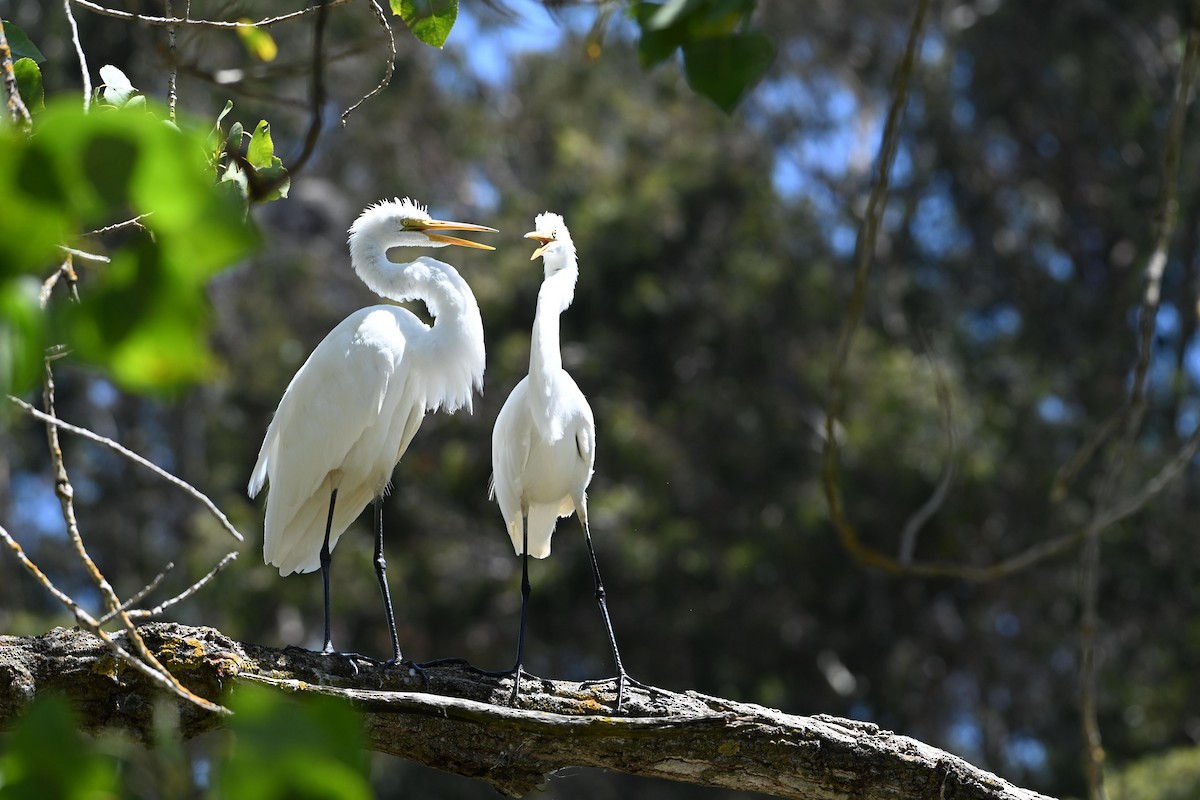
[
  {"xmin": 248, "ymin": 198, "xmax": 495, "ymax": 664},
  {"xmin": 489, "ymin": 212, "xmax": 636, "ymax": 710}
]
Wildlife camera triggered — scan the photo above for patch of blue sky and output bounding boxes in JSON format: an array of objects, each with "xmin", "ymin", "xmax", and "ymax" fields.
[
  {"xmin": 1005, "ymin": 735, "xmax": 1049, "ymax": 773},
  {"xmin": 9, "ymin": 472, "xmax": 64, "ymax": 539},
  {"xmin": 911, "ymin": 180, "xmax": 971, "ymax": 258},
  {"xmin": 963, "ymin": 303, "xmax": 1021, "ymax": 342},
  {"xmin": 455, "ymin": 0, "xmax": 574, "ymax": 87},
  {"xmin": 1175, "ymin": 397, "xmax": 1199, "ymax": 440},
  {"xmin": 1037, "ymin": 395, "xmax": 1072, "ymax": 425},
  {"xmin": 1032, "ymin": 242, "xmax": 1073, "ymax": 281}
]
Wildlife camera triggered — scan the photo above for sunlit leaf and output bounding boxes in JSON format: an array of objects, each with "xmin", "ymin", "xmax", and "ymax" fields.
[
  {"xmin": 246, "ymin": 120, "xmax": 276, "ymax": 169},
  {"xmin": 236, "ymin": 21, "xmax": 278, "ymax": 62},
  {"xmin": 682, "ymin": 33, "xmax": 774, "ymax": 112},
  {"xmin": 13, "ymin": 57, "xmax": 43, "ymax": 114},
  {"xmin": 390, "ymin": 0, "xmax": 458, "ymax": 49},
  {"xmin": 0, "ymin": 100, "xmax": 259, "ymax": 394},
  {"xmin": 98, "ymin": 64, "xmax": 138, "ymax": 108},
  {"xmin": 2, "ymin": 20, "xmax": 46, "ymax": 63}
]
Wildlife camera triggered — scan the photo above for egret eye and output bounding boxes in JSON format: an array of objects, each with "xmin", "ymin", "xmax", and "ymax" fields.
[{"xmin": 550, "ymin": 231, "xmax": 558, "ymax": 240}]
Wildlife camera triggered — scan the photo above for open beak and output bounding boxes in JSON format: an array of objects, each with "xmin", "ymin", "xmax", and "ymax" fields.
[
  {"xmin": 417, "ymin": 218, "xmax": 498, "ymax": 250},
  {"xmin": 525, "ymin": 231, "xmax": 553, "ymax": 261}
]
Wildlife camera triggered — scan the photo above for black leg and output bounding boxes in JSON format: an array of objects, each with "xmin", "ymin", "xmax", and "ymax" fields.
[
  {"xmin": 509, "ymin": 515, "xmax": 531, "ymax": 705},
  {"xmin": 581, "ymin": 519, "xmax": 632, "ymax": 710},
  {"xmin": 320, "ymin": 488, "xmax": 339, "ymax": 654},
  {"xmin": 373, "ymin": 496, "xmax": 404, "ymax": 665}
]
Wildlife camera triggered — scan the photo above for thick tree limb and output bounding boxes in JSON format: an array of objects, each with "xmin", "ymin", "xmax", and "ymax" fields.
[{"xmin": 0, "ymin": 623, "xmax": 1053, "ymax": 800}]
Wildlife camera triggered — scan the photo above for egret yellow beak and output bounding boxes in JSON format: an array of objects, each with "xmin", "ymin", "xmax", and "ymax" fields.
[
  {"xmin": 413, "ymin": 218, "xmax": 498, "ymax": 250},
  {"xmin": 525, "ymin": 231, "xmax": 553, "ymax": 261}
]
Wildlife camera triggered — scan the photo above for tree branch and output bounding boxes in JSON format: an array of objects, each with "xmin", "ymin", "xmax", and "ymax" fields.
[{"xmin": 0, "ymin": 624, "xmax": 1054, "ymax": 800}]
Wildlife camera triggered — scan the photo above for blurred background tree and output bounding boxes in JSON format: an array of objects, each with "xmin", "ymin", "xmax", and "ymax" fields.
[{"xmin": 2, "ymin": 0, "xmax": 1200, "ymax": 798}]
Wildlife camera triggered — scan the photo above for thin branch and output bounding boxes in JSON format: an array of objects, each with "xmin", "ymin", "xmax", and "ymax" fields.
[
  {"xmin": 96, "ymin": 562, "xmax": 177, "ymax": 625},
  {"xmin": 898, "ymin": 339, "xmax": 958, "ymax": 565},
  {"xmin": 165, "ymin": 0, "xmax": 179, "ymax": 122},
  {"xmin": 58, "ymin": 245, "xmax": 110, "ymax": 263},
  {"xmin": 7, "ymin": 396, "xmax": 245, "ymax": 543},
  {"xmin": 85, "ymin": 215, "xmax": 151, "ymax": 236},
  {"xmin": 821, "ymin": 0, "xmax": 931, "ymax": 570},
  {"xmin": 121, "ymin": 551, "xmax": 239, "ymax": 621},
  {"xmin": 0, "ymin": 19, "xmax": 33, "ymax": 129},
  {"xmin": 340, "ymin": 0, "xmax": 396, "ymax": 127},
  {"xmin": 0, "ymin": 511, "xmax": 227, "ymax": 714},
  {"xmin": 288, "ymin": 0, "xmax": 329, "ymax": 176},
  {"xmin": 70, "ymin": 0, "xmax": 353, "ymax": 29},
  {"xmin": 40, "ymin": 258, "xmax": 80, "ymax": 308},
  {"xmin": 63, "ymin": 0, "xmax": 92, "ymax": 111}
]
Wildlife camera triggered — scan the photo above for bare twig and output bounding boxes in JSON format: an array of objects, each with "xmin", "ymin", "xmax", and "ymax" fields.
[
  {"xmin": 85, "ymin": 215, "xmax": 151, "ymax": 236},
  {"xmin": 63, "ymin": 0, "xmax": 92, "ymax": 111},
  {"xmin": 288, "ymin": 0, "xmax": 329, "ymax": 175},
  {"xmin": 1076, "ymin": 20, "xmax": 1199, "ymax": 800},
  {"xmin": 40, "ymin": 257, "xmax": 81, "ymax": 307},
  {"xmin": 0, "ymin": 19, "xmax": 33, "ymax": 129},
  {"xmin": 341, "ymin": 0, "xmax": 396, "ymax": 127},
  {"xmin": 58, "ymin": 245, "xmax": 110, "ymax": 263},
  {"xmin": 7, "ymin": 396, "xmax": 245, "ymax": 543},
  {"xmin": 96, "ymin": 562, "xmax": 177, "ymax": 625},
  {"xmin": 70, "ymin": 0, "xmax": 352, "ymax": 29},
  {"xmin": 821, "ymin": 0, "xmax": 931, "ymax": 572},
  {"xmin": 26, "ymin": 361, "xmax": 228, "ymax": 715},
  {"xmin": 0, "ymin": 523, "xmax": 228, "ymax": 714},
  {"xmin": 165, "ymin": 0, "xmax": 179, "ymax": 122},
  {"xmin": 898, "ymin": 341, "xmax": 958, "ymax": 565},
  {"xmin": 123, "ymin": 551, "xmax": 239, "ymax": 620}
]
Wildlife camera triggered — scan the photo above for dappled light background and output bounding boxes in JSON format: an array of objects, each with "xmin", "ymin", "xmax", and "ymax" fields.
[{"xmin": 3, "ymin": 0, "xmax": 1200, "ymax": 797}]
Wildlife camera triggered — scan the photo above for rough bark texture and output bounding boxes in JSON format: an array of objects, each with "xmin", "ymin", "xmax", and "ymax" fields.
[{"xmin": 0, "ymin": 623, "xmax": 1054, "ymax": 799}]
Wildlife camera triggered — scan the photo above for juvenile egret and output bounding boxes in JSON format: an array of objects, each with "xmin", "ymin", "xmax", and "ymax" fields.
[
  {"xmin": 248, "ymin": 198, "xmax": 495, "ymax": 664},
  {"xmin": 490, "ymin": 212, "xmax": 637, "ymax": 710}
]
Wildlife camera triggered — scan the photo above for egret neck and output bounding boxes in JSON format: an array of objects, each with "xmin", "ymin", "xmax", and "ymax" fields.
[{"xmin": 527, "ymin": 252, "xmax": 579, "ymax": 440}]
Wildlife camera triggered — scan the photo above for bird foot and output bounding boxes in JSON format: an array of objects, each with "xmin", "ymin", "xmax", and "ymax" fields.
[
  {"xmin": 579, "ymin": 671, "xmax": 667, "ymax": 712},
  {"xmin": 383, "ymin": 657, "xmax": 428, "ymax": 684},
  {"xmin": 282, "ymin": 644, "xmax": 380, "ymax": 676}
]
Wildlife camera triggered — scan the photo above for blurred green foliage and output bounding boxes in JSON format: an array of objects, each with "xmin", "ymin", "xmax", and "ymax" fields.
[
  {"xmin": 0, "ymin": 688, "xmax": 371, "ymax": 800},
  {"xmin": 0, "ymin": 696, "xmax": 120, "ymax": 800},
  {"xmin": 1108, "ymin": 747, "xmax": 1200, "ymax": 800}
]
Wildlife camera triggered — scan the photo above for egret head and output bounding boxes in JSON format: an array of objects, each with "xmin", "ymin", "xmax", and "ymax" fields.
[
  {"xmin": 525, "ymin": 212, "xmax": 576, "ymax": 274},
  {"xmin": 350, "ymin": 198, "xmax": 496, "ymax": 251}
]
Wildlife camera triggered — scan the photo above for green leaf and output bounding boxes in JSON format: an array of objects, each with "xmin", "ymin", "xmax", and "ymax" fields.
[
  {"xmin": 246, "ymin": 120, "xmax": 276, "ymax": 169},
  {"xmin": 0, "ymin": 99, "xmax": 259, "ymax": 394},
  {"xmin": 13, "ymin": 57, "xmax": 43, "ymax": 114},
  {"xmin": 390, "ymin": 0, "xmax": 458, "ymax": 49},
  {"xmin": 2, "ymin": 21, "xmax": 46, "ymax": 63},
  {"xmin": 646, "ymin": 0, "xmax": 703, "ymax": 29},
  {"xmin": 682, "ymin": 32, "xmax": 775, "ymax": 112}
]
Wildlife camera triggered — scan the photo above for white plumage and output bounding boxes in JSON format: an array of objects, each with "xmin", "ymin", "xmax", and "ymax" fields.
[{"xmin": 249, "ymin": 198, "xmax": 494, "ymax": 659}]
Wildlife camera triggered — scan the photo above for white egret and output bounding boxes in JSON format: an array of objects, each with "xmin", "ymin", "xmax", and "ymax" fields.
[
  {"xmin": 489, "ymin": 212, "xmax": 637, "ymax": 710},
  {"xmin": 248, "ymin": 198, "xmax": 495, "ymax": 664}
]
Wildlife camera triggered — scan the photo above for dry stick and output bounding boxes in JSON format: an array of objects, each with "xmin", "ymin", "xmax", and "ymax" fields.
[
  {"xmin": 63, "ymin": 0, "xmax": 91, "ymax": 111},
  {"xmin": 820, "ymin": 0, "xmax": 932, "ymax": 573},
  {"xmin": 897, "ymin": 338, "xmax": 958, "ymax": 565},
  {"xmin": 165, "ymin": 0, "xmax": 178, "ymax": 122},
  {"xmin": 85, "ymin": 215, "xmax": 151, "ymax": 236},
  {"xmin": 96, "ymin": 550, "xmax": 239, "ymax": 625},
  {"xmin": 37, "ymin": 361, "xmax": 226, "ymax": 714},
  {"xmin": 0, "ymin": 19, "xmax": 32, "ymax": 129},
  {"xmin": 288, "ymin": 0, "xmax": 330, "ymax": 176},
  {"xmin": 7, "ymin": 397, "xmax": 245, "ymax": 543},
  {"xmin": 70, "ymin": 0, "xmax": 352, "ymax": 29},
  {"xmin": 96, "ymin": 562, "xmax": 177, "ymax": 625},
  {"xmin": 0, "ymin": 523, "xmax": 228, "ymax": 714},
  {"xmin": 341, "ymin": 0, "xmax": 396, "ymax": 128},
  {"xmin": 1077, "ymin": 19, "xmax": 1200, "ymax": 800}
]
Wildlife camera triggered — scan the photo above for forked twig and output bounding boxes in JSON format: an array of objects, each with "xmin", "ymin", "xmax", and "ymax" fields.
[
  {"xmin": 8, "ymin": 396, "xmax": 245, "ymax": 543},
  {"xmin": 341, "ymin": 0, "xmax": 396, "ymax": 127}
]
